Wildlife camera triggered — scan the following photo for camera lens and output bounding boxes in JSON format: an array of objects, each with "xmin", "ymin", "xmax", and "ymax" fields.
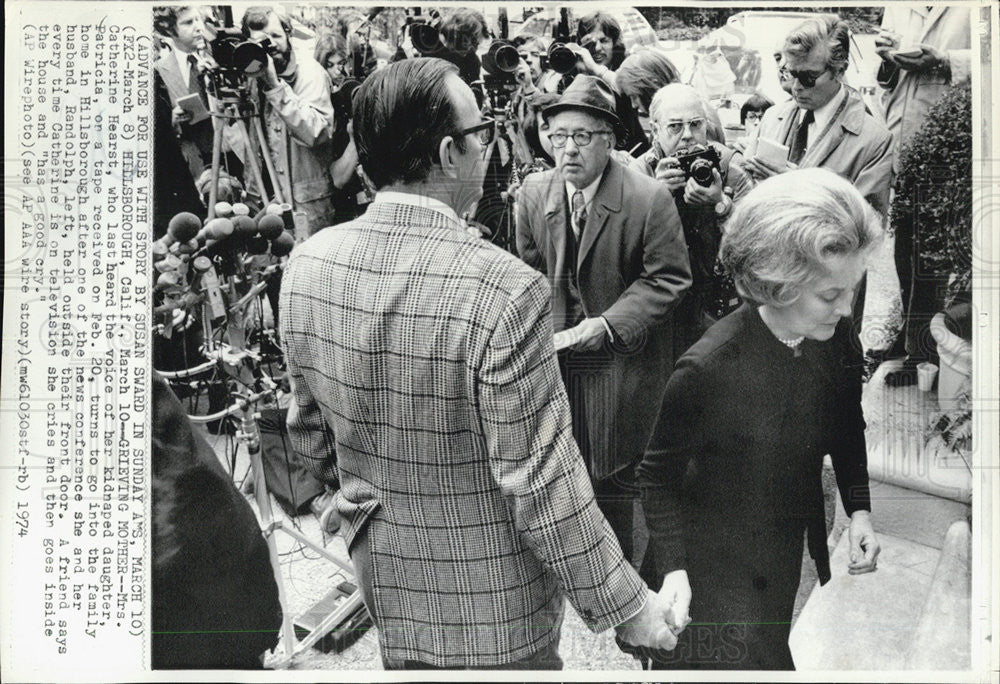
[
  {"xmin": 548, "ymin": 42, "xmax": 576, "ymax": 74},
  {"xmin": 690, "ymin": 159, "xmax": 714, "ymax": 187}
]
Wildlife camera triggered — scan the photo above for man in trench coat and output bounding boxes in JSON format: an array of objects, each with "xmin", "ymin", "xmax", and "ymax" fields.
[{"xmin": 516, "ymin": 76, "xmax": 692, "ymax": 560}]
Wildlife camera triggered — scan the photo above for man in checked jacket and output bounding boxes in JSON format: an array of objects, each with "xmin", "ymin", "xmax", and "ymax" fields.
[{"xmin": 280, "ymin": 58, "xmax": 684, "ymax": 669}]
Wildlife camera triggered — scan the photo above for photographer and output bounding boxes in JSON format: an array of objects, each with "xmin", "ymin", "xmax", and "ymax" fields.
[
  {"xmin": 630, "ymin": 83, "xmax": 754, "ymax": 352},
  {"xmin": 241, "ymin": 7, "xmax": 336, "ymax": 233},
  {"xmin": 438, "ymin": 9, "xmax": 491, "ymax": 84}
]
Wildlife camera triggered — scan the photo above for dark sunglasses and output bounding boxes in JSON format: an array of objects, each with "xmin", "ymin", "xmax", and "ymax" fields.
[{"xmin": 780, "ymin": 66, "xmax": 829, "ymax": 88}]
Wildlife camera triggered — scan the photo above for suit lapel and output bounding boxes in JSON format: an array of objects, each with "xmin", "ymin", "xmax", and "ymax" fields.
[
  {"xmin": 544, "ymin": 172, "xmax": 568, "ymax": 268},
  {"xmin": 802, "ymin": 89, "xmax": 862, "ymax": 169},
  {"xmin": 919, "ymin": 6, "xmax": 948, "ymax": 44},
  {"xmin": 577, "ymin": 160, "xmax": 622, "ymax": 270},
  {"xmin": 156, "ymin": 55, "xmax": 188, "ymax": 106}
]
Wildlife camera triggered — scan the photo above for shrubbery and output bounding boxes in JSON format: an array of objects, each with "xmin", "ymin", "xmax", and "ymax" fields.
[{"xmin": 891, "ymin": 84, "xmax": 973, "ymax": 302}]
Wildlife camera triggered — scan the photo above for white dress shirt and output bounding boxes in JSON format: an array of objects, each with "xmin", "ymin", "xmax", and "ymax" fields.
[{"xmin": 807, "ymin": 84, "xmax": 847, "ymax": 147}]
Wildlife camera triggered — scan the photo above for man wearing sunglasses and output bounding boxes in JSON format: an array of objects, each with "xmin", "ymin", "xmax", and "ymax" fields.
[
  {"xmin": 281, "ymin": 59, "xmax": 681, "ymax": 670},
  {"xmin": 516, "ymin": 75, "xmax": 691, "ymax": 579},
  {"xmin": 745, "ymin": 15, "xmax": 893, "ymax": 217}
]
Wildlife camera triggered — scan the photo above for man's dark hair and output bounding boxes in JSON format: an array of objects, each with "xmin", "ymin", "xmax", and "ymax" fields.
[
  {"xmin": 153, "ymin": 6, "xmax": 194, "ymax": 39},
  {"xmin": 241, "ymin": 6, "xmax": 292, "ymax": 38},
  {"xmin": 440, "ymin": 9, "xmax": 490, "ymax": 56},
  {"xmin": 353, "ymin": 58, "xmax": 467, "ymax": 189},
  {"xmin": 740, "ymin": 93, "xmax": 775, "ymax": 125},
  {"xmin": 576, "ymin": 11, "xmax": 626, "ymax": 69},
  {"xmin": 615, "ymin": 49, "xmax": 681, "ymax": 114},
  {"xmin": 519, "ymin": 92, "xmax": 560, "ymax": 163}
]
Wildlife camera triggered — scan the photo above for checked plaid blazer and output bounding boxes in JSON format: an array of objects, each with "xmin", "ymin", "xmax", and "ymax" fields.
[{"xmin": 279, "ymin": 199, "xmax": 646, "ymax": 667}]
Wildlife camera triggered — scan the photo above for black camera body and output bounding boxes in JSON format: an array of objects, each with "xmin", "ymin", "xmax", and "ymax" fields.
[
  {"xmin": 210, "ymin": 28, "xmax": 274, "ymax": 74},
  {"xmin": 675, "ymin": 145, "xmax": 721, "ymax": 187}
]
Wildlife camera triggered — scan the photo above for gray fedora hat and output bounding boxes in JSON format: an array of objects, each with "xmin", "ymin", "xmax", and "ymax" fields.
[{"xmin": 542, "ymin": 75, "xmax": 626, "ymax": 138}]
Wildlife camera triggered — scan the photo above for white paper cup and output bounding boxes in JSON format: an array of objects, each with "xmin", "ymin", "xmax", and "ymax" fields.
[{"xmin": 917, "ymin": 362, "xmax": 939, "ymax": 392}]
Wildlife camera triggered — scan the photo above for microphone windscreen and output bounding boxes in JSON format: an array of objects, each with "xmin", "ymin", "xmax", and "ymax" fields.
[
  {"xmin": 257, "ymin": 213, "xmax": 285, "ymax": 240},
  {"xmin": 247, "ymin": 234, "xmax": 270, "ymax": 255},
  {"xmin": 214, "ymin": 201, "xmax": 234, "ymax": 218},
  {"xmin": 233, "ymin": 215, "xmax": 258, "ymax": 237},
  {"xmin": 270, "ymin": 231, "xmax": 295, "ymax": 257},
  {"xmin": 168, "ymin": 212, "xmax": 202, "ymax": 242},
  {"xmin": 204, "ymin": 217, "xmax": 235, "ymax": 240}
]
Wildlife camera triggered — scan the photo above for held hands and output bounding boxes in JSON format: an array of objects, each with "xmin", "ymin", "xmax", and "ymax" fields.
[
  {"xmin": 615, "ymin": 589, "xmax": 681, "ymax": 653},
  {"xmin": 658, "ymin": 569, "xmax": 692, "ymax": 635},
  {"xmin": 847, "ymin": 510, "xmax": 881, "ymax": 575}
]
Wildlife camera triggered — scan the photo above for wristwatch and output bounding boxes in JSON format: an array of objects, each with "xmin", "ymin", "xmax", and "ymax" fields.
[{"xmin": 714, "ymin": 195, "xmax": 733, "ymax": 218}]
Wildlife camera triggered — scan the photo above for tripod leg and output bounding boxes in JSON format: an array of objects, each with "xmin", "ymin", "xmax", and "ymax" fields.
[
  {"xmin": 235, "ymin": 119, "xmax": 273, "ymax": 208},
  {"xmin": 246, "ymin": 418, "xmax": 297, "ymax": 663},
  {"xmin": 252, "ymin": 116, "xmax": 286, "ymax": 205},
  {"xmin": 207, "ymin": 113, "xmax": 226, "ymax": 219}
]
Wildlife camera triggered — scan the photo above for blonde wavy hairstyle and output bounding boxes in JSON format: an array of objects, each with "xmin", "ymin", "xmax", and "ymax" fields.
[{"xmin": 719, "ymin": 168, "xmax": 883, "ymax": 307}]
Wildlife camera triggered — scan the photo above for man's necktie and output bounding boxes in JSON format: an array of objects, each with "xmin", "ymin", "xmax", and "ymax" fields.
[
  {"xmin": 187, "ymin": 53, "xmax": 200, "ymax": 94},
  {"xmin": 788, "ymin": 109, "xmax": 814, "ymax": 165},
  {"xmin": 572, "ymin": 190, "xmax": 587, "ymax": 238}
]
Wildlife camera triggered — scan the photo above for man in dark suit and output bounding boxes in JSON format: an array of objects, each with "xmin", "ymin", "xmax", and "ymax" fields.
[
  {"xmin": 515, "ymin": 76, "xmax": 692, "ymax": 561},
  {"xmin": 280, "ymin": 58, "xmax": 681, "ymax": 670},
  {"xmin": 153, "ymin": 6, "xmax": 214, "ymax": 184}
]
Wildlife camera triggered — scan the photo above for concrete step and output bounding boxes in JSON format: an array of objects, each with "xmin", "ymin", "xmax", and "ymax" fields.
[
  {"xmin": 789, "ymin": 530, "xmax": 939, "ymax": 670},
  {"xmin": 907, "ymin": 520, "xmax": 972, "ymax": 669},
  {"xmin": 862, "ymin": 361, "xmax": 972, "ymax": 504}
]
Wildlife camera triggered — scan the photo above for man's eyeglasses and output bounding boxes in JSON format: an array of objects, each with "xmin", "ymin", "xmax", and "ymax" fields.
[
  {"xmin": 548, "ymin": 130, "xmax": 612, "ymax": 148},
  {"xmin": 660, "ymin": 118, "xmax": 706, "ymax": 136},
  {"xmin": 456, "ymin": 118, "xmax": 497, "ymax": 147},
  {"xmin": 780, "ymin": 66, "xmax": 829, "ymax": 88}
]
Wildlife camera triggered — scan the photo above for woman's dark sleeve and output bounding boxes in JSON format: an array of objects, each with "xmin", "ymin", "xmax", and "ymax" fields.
[
  {"xmin": 829, "ymin": 321, "xmax": 871, "ymax": 516},
  {"xmin": 636, "ymin": 354, "xmax": 706, "ymax": 578}
]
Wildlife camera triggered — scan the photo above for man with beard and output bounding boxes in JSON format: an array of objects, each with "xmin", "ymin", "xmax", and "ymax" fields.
[{"xmin": 242, "ymin": 7, "xmax": 336, "ymax": 233}]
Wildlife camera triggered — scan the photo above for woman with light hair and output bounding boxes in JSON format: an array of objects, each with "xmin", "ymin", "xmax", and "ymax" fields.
[{"xmin": 637, "ymin": 168, "xmax": 882, "ymax": 670}]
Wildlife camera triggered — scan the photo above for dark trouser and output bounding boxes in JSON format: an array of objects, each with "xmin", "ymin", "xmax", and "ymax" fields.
[
  {"xmin": 593, "ymin": 466, "xmax": 638, "ymax": 562},
  {"xmin": 348, "ymin": 527, "xmax": 563, "ymax": 670},
  {"xmin": 892, "ymin": 211, "xmax": 949, "ymax": 362}
]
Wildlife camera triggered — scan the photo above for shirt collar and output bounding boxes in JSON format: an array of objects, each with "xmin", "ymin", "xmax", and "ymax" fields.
[
  {"xmin": 372, "ymin": 190, "xmax": 464, "ymax": 230},
  {"xmin": 564, "ymin": 169, "xmax": 604, "ymax": 211},
  {"xmin": 810, "ymin": 84, "xmax": 846, "ymax": 135}
]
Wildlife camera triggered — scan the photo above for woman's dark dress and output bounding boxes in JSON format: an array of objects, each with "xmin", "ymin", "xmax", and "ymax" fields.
[{"xmin": 637, "ymin": 304, "xmax": 872, "ymax": 670}]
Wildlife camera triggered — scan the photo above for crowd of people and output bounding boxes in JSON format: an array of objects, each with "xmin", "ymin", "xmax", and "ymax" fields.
[{"xmin": 152, "ymin": 4, "xmax": 972, "ymax": 671}]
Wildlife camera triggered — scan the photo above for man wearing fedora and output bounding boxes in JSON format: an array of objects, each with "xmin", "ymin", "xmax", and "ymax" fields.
[{"xmin": 516, "ymin": 76, "xmax": 692, "ymax": 562}]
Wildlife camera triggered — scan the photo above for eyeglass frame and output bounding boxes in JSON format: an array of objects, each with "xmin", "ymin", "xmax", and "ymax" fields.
[
  {"xmin": 656, "ymin": 117, "xmax": 707, "ymax": 136},
  {"xmin": 454, "ymin": 118, "xmax": 498, "ymax": 158},
  {"xmin": 779, "ymin": 65, "xmax": 832, "ymax": 88},
  {"xmin": 547, "ymin": 129, "xmax": 613, "ymax": 148}
]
